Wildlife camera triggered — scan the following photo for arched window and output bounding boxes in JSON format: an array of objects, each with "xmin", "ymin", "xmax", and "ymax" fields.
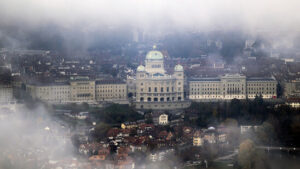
[
  {"xmin": 178, "ymin": 97, "xmax": 182, "ymax": 101},
  {"xmin": 167, "ymin": 97, "xmax": 170, "ymax": 101},
  {"xmin": 160, "ymin": 97, "xmax": 164, "ymax": 102},
  {"xmin": 154, "ymin": 98, "xmax": 158, "ymax": 102},
  {"xmin": 147, "ymin": 97, "xmax": 151, "ymax": 102},
  {"xmin": 140, "ymin": 97, "xmax": 144, "ymax": 102}
]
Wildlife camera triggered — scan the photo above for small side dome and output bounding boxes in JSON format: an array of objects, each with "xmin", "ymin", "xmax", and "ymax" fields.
[
  {"xmin": 137, "ymin": 65, "xmax": 145, "ymax": 71},
  {"xmin": 174, "ymin": 64, "xmax": 183, "ymax": 71}
]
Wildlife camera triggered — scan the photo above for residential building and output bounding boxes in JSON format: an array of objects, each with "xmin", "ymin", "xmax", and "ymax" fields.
[
  {"xmin": 158, "ymin": 113, "xmax": 168, "ymax": 125},
  {"xmin": 286, "ymin": 98, "xmax": 300, "ymax": 108},
  {"xmin": 193, "ymin": 130, "xmax": 203, "ymax": 146},
  {"xmin": 284, "ymin": 79, "xmax": 300, "ymax": 98},
  {"xmin": 240, "ymin": 125, "xmax": 260, "ymax": 134}
]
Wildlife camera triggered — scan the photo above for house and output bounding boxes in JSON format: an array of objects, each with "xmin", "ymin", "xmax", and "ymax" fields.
[
  {"xmin": 79, "ymin": 142, "xmax": 104, "ymax": 155},
  {"xmin": 286, "ymin": 98, "xmax": 300, "ymax": 108},
  {"xmin": 203, "ymin": 128, "xmax": 217, "ymax": 144},
  {"xmin": 116, "ymin": 155, "xmax": 135, "ymax": 169},
  {"xmin": 137, "ymin": 123, "xmax": 154, "ymax": 135},
  {"xmin": 158, "ymin": 113, "xmax": 168, "ymax": 125},
  {"xmin": 89, "ymin": 155, "xmax": 105, "ymax": 161},
  {"xmin": 204, "ymin": 133, "xmax": 216, "ymax": 144},
  {"xmin": 117, "ymin": 146, "xmax": 131, "ymax": 155},
  {"xmin": 158, "ymin": 130, "xmax": 168, "ymax": 140},
  {"xmin": 182, "ymin": 126, "xmax": 193, "ymax": 138},
  {"xmin": 107, "ymin": 128, "xmax": 121, "ymax": 139},
  {"xmin": 149, "ymin": 153, "xmax": 158, "ymax": 162},
  {"xmin": 218, "ymin": 134, "xmax": 227, "ymax": 143},
  {"xmin": 240, "ymin": 125, "xmax": 260, "ymax": 134},
  {"xmin": 149, "ymin": 149, "xmax": 175, "ymax": 162},
  {"xmin": 166, "ymin": 132, "xmax": 174, "ymax": 141},
  {"xmin": 193, "ymin": 130, "xmax": 203, "ymax": 146},
  {"xmin": 121, "ymin": 122, "xmax": 138, "ymax": 129}
]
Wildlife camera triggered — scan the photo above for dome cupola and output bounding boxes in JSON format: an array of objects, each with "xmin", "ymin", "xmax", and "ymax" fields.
[{"xmin": 174, "ymin": 64, "xmax": 183, "ymax": 71}]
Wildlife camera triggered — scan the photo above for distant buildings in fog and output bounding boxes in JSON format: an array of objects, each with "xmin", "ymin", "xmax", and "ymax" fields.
[
  {"xmin": 0, "ymin": 84, "xmax": 14, "ymax": 104},
  {"xmin": 23, "ymin": 49, "xmax": 280, "ymax": 108},
  {"xmin": 284, "ymin": 78, "xmax": 300, "ymax": 98}
]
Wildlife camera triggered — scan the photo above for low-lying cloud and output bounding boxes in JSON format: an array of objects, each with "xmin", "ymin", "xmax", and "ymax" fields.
[
  {"xmin": 0, "ymin": 0, "xmax": 300, "ymax": 55},
  {"xmin": 0, "ymin": 0, "xmax": 299, "ymax": 32}
]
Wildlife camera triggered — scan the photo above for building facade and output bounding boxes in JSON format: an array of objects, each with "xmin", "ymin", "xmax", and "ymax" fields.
[
  {"xmin": 158, "ymin": 114, "xmax": 168, "ymax": 125},
  {"xmin": 95, "ymin": 79, "xmax": 127, "ymax": 102},
  {"xmin": 284, "ymin": 79, "xmax": 300, "ymax": 98},
  {"xmin": 189, "ymin": 74, "xmax": 277, "ymax": 100},
  {"xmin": 0, "ymin": 84, "xmax": 14, "ymax": 104},
  {"xmin": 27, "ymin": 78, "xmax": 128, "ymax": 104},
  {"xmin": 70, "ymin": 78, "xmax": 95, "ymax": 103},
  {"xmin": 26, "ymin": 83, "xmax": 71, "ymax": 103},
  {"xmin": 134, "ymin": 49, "xmax": 190, "ymax": 109}
]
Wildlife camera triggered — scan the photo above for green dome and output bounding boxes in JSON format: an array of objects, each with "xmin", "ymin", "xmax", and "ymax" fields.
[{"xmin": 146, "ymin": 50, "xmax": 164, "ymax": 60}]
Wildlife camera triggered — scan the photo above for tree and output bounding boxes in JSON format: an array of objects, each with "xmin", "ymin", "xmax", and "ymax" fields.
[
  {"xmin": 238, "ymin": 139, "xmax": 271, "ymax": 169},
  {"xmin": 223, "ymin": 118, "xmax": 240, "ymax": 145},
  {"xmin": 145, "ymin": 113, "xmax": 153, "ymax": 124},
  {"xmin": 92, "ymin": 122, "xmax": 111, "ymax": 140},
  {"xmin": 229, "ymin": 99, "xmax": 241, "ymax": 118},
  {"xmin": 81, "ymin": 102, "xmax": 89, "ymax": 110},
  {"xmin": 92, "ymin": 104, "xmax": 143, "ymax": 124},
  {"xmin": 276, "ymin": 82, "xmax": 283, "ymax": 98},
  {"xmin": 238, "ymin": 139, "xmax": 256, "ymax": 169},
  {"xmin": 256, "ymin": 122, "xmax": 275, "ymax": 145},
  {"xmin": 223, "ymin": 118, "xmax": 238, "ymax": 127}
]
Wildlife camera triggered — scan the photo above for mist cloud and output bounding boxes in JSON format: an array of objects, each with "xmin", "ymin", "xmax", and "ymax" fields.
[
  {"xmin": 0, "ymin": 0, "xmax": 300, "ymax": 56},
  {"xmin": 0, "ymin": 0, "xmax": 299, "ymax": 32}
]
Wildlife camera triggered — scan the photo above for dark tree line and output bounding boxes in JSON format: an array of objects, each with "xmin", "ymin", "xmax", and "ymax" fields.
[{"xmin": 185, "ymin": 97, "xmax": 300, "ymax": 146}]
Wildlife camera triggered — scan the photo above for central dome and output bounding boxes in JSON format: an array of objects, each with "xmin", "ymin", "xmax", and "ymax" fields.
[{"xmin": 146, "ymin": 50, "xmax": 164, "ymax": 60}]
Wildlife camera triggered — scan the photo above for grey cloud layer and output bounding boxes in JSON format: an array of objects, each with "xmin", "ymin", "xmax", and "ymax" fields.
[{"xmin": 0, "ymin": 0, "xmax": 299, "ymax": 33}]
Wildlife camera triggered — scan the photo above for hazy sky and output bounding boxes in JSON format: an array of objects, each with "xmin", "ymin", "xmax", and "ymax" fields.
[
  {"xmin": 0, "ymin": 0, "xmax": 300, "ymax": 51},
  {"xmin": 0, "ymin": 0, "xmax": 299, "ymax": 33}
]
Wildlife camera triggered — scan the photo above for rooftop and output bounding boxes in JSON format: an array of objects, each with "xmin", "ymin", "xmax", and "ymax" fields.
[
  {"xmin": 96, "ymin": 79, "xmax": 126, "ymax": 84},
  {"xmin": 247, "ymin": 77, "xmax": 276, "ymax": 81},
  {"xmin": 189, "ymin": 78, "xmax": 221, "ymax": 82}
]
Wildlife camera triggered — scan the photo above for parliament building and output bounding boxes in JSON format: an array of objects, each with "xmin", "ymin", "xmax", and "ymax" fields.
[{"xmin": 134, "ymin": 48, "xmax": 190, "ymax": 110}]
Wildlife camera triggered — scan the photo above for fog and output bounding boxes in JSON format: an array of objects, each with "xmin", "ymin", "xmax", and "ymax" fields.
[
  {"xmin": 0, "ymin": 0, "xmax": 300, "ymax": 51},
  {"xmin": 1, "ymin": 0, "xmax": 299, "ymax": 31},
  {"xmin": 0, "ymin": 104, "xmax": 75, "ymax": 169}
]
